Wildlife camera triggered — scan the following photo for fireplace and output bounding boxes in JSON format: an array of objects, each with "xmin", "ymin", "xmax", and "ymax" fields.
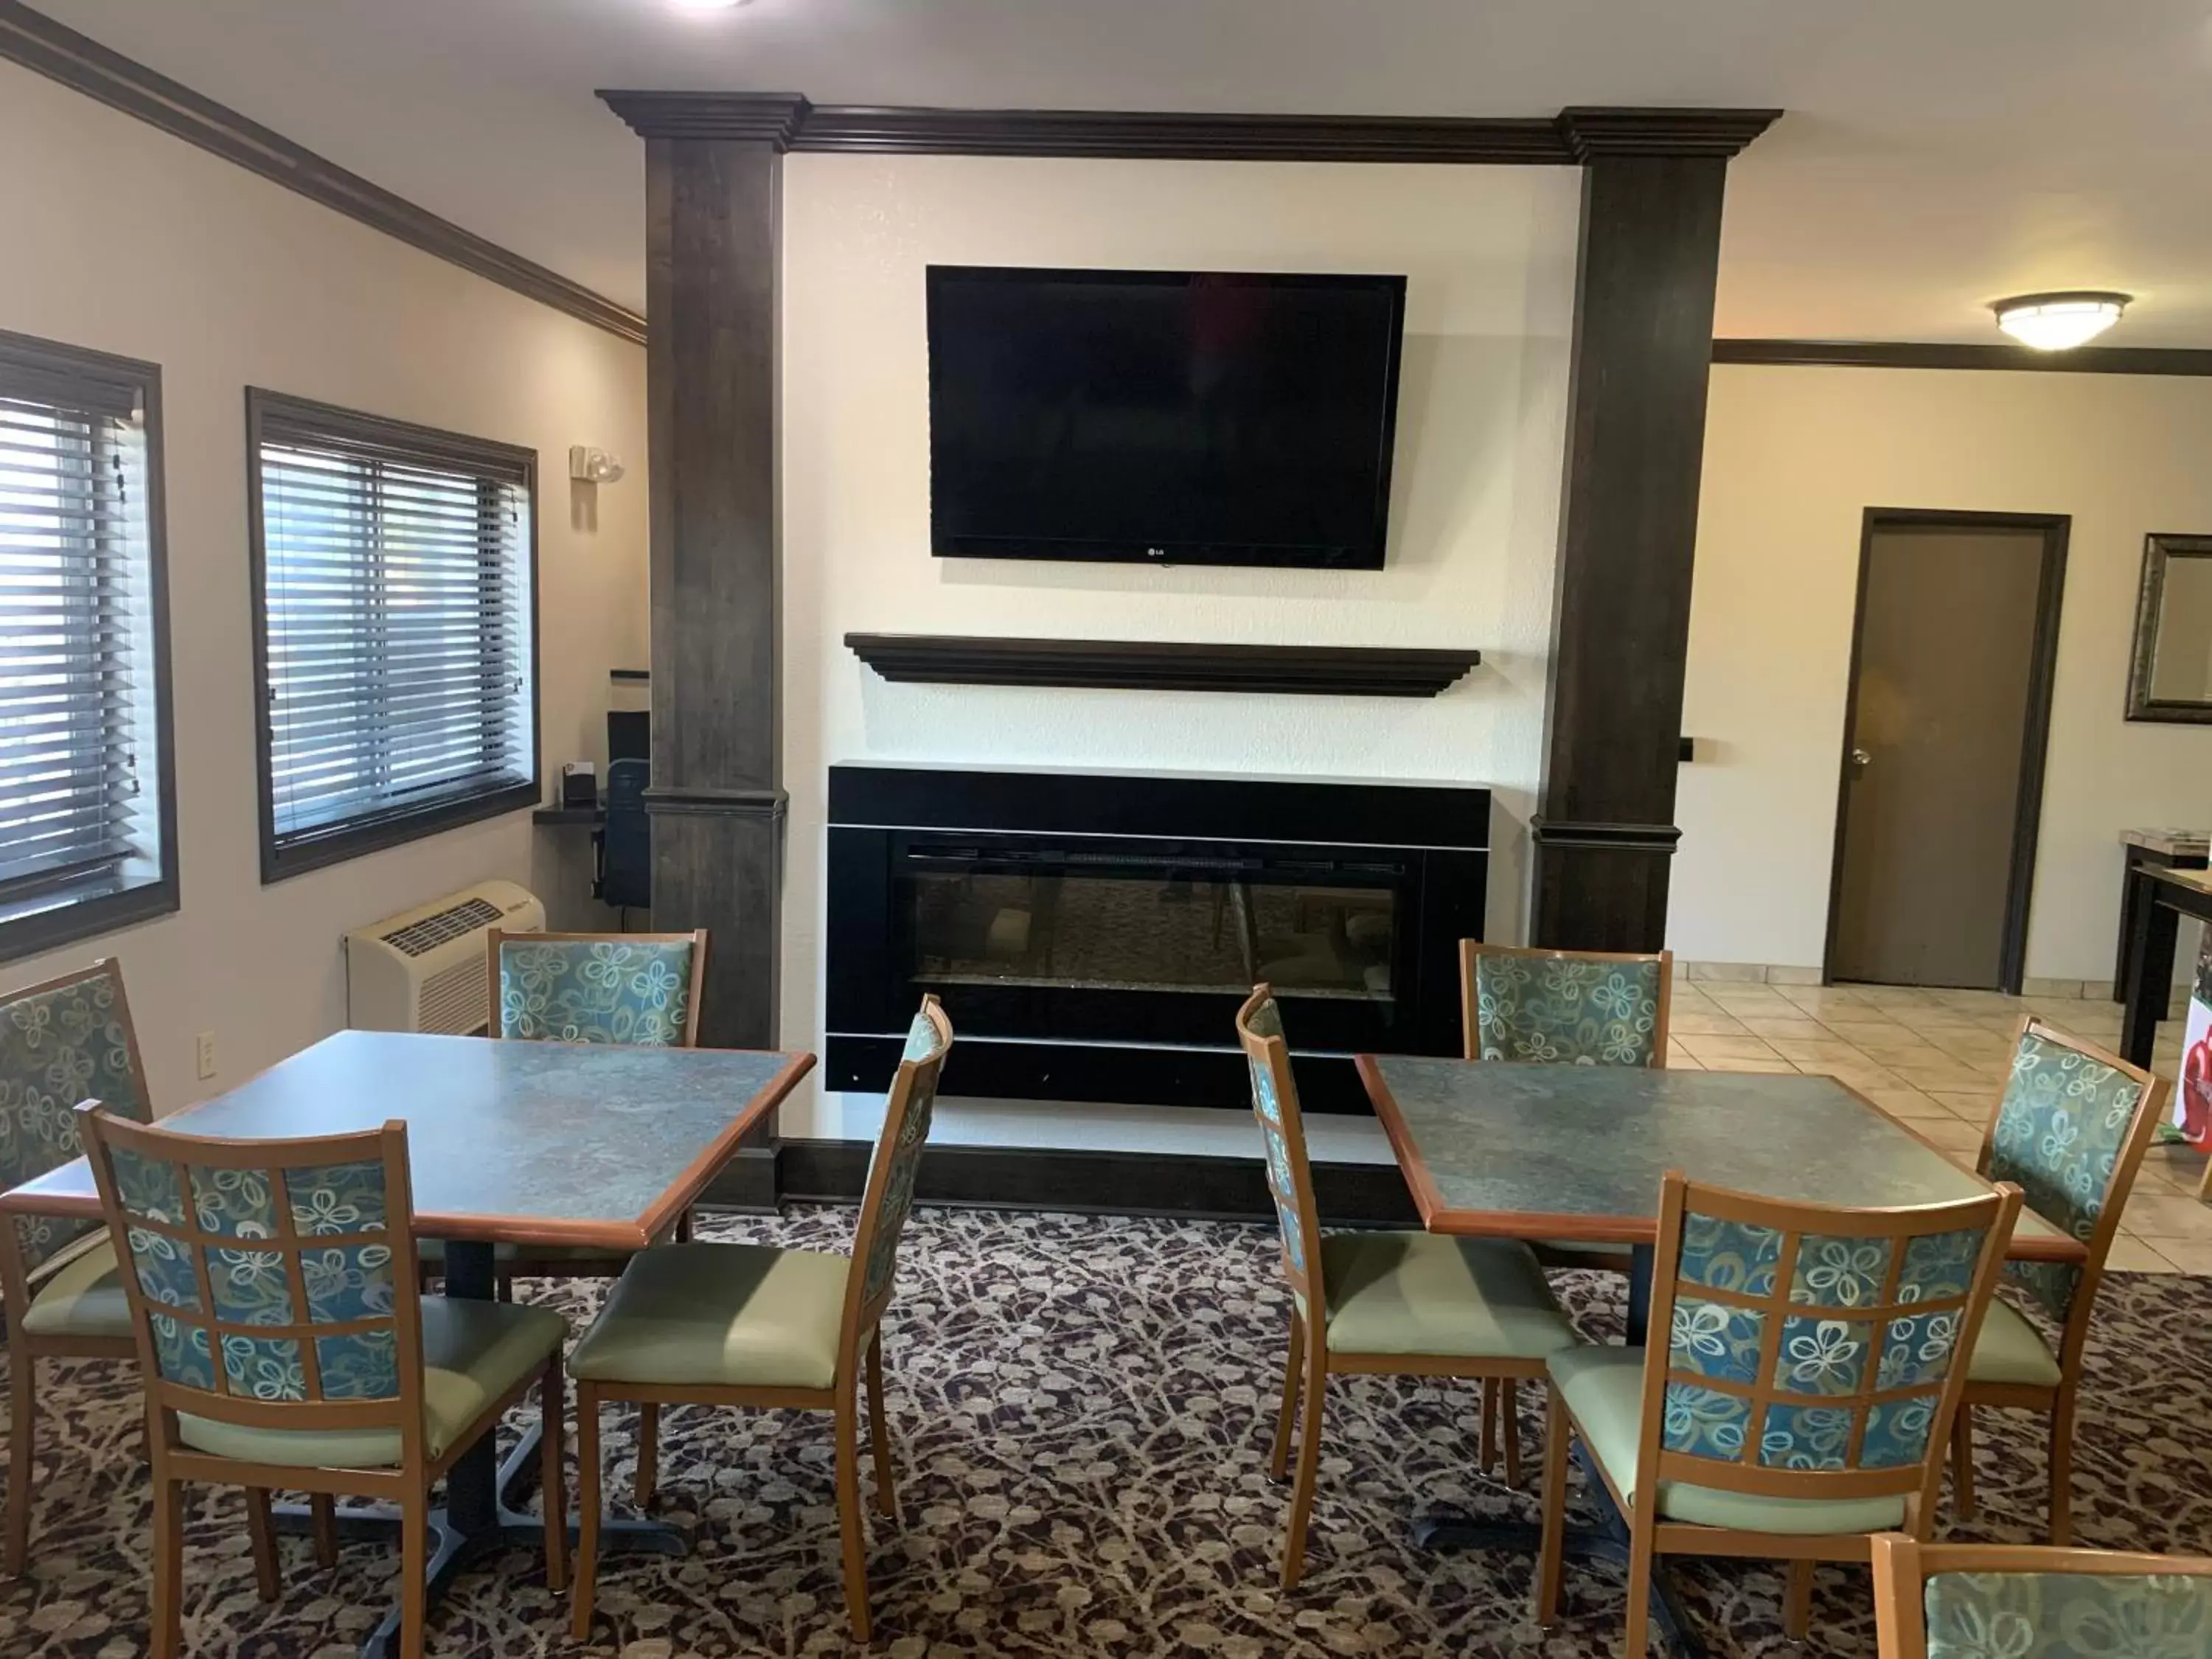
[{"xmin": 825, "ymin": 765, "xmax": 1489, "ymax": 1113}]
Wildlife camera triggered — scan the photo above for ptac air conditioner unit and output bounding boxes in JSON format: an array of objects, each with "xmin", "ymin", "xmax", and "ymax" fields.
[{"xmin": 344, "ymin": 879, "xmax": 545, "ymax": 1035}]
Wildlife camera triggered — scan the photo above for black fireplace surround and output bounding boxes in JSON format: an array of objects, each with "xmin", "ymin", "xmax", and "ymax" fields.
[{"xmin": 825, "ymin": 765, "xmax": 1489, "ymax": 1114}]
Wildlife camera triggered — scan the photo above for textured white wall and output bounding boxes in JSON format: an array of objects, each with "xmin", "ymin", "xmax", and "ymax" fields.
[
  {"xmin": 0, "ymin": 61, "xmax": 648, "ymax": 1111},
  {"xmin": 1674, "ymin": 363, "xmax": 2212, "ymax": 982},
  {"xmin": 777, "ymin": 153, "xmax": 1579, "ymax": 1144}
]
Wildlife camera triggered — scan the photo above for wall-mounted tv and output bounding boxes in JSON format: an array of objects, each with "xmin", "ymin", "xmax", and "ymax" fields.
[{"xmin": 925, "ymin": 265, "xmax": 1407, "ymax": 570}]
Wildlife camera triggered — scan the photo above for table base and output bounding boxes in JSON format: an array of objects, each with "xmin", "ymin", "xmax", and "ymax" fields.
[{"xmin": 274, "ymin": 1426, "xmax": 686, "ymax": 1659}]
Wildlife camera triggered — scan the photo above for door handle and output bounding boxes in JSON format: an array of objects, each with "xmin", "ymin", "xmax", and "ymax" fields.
[{"xmin": 1848, "ymin": 748, "xmax": 1873, "ymax": 770}]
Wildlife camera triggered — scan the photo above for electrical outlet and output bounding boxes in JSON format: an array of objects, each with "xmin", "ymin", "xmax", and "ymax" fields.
[{"xmin": 195, "ymin": 1032, "xmax": 217, "ymax": 1081}]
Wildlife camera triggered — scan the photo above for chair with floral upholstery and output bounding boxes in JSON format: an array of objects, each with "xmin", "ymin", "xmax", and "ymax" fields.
[
  {"xmin": 488, "ymin": 928, "xmax": 709, "ymax": 1048},
  {"xmin": 76, "ymin": 1105, "xmax": 568, "ymax": 1659},
  {"xmin": 1871, "ymin": 1534, "xmax": 2212, "ymax": 1659},
  {"xmin": 1460, "ymin": 940, "xmax": 1674, "ymax": 1468},
  {"xmin": 566, "ymin": 995, "xmax": 952, "ymax": 1644},
  {"xmin": 0, "ymin": 959, "xmax": 152, "ymax": 1577},
  {"xmin": 1537, "ymin": 1171, "xmax": 2023, "ymax": 1655},
  {"xmin": 1950, "ymin": 1018, "xmax": 2168, "ymax": 1545},
  {"xmin": 1237, "ymin": 984, "xmax": 1579, "ymax": 1587}
]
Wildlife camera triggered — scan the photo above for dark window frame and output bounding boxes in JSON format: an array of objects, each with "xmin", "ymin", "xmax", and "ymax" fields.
[
  {"xmin": 0, "ymin": 330, "xmax": 181, "ymax": 964},
  {"xmin": 246, "ymin": 389, "xmax": 540, "ymax": 884}
]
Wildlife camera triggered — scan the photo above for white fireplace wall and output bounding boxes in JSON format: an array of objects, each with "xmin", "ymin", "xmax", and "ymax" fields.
[{"xmin": 778, "ymin": 153, "xmax": 1581, "ymax": 1149}]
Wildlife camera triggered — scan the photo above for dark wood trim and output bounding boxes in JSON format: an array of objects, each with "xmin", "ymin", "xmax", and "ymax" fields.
[
  {"xmin": 1823, "ymin": 509, "xmax": 2071, "ymax": 995},
  {"xmin": 0, "ymin": 0, "xmax": 645, "ymax": 345},
  {"xmin": 0, "ymin": 329, "xmax": 181, "ymax": 964},
  {"xmin": 1529, "ymin": 819, "xmax": 1684, "ymax": 853},
  {"xmin": 2126, "ymin": 535, "xmax": 2212, "ymax": 723},
  {"xmin": 1677, "ymin": 738, "xmax": 1697, "ymax": 762},
  {"xmin": 1714, "ymin": 339, "xmax": 2212, "ymax": 377},
  {"xmin": 244, "ymin": 386, "xmax": 543, "ymax": 886},
  {"xmin": 601, "ymin": 92, "xmax": 1778, "ymax": 164},
  {"xmin": 770, "ymin": 1137, "xmax": 1422, "ymax": 1228},
  {"xmin": 846, "ymin": 633, "xmax": 1481, "ymax": 698}
]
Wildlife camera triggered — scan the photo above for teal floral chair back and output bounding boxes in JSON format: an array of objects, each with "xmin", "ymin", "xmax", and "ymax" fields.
[
  {"xmin": 1922, "ymin": 1568, "xmax": 2212, "ymax": 1659},
  {"xmin": 0, "ymin": 960, "xmax": 150, "ymax": 1279},
  {"xmin": 1983, "ymin": 1022, "xmax": 2156, "ymax": 1326},
  {"xmin": 1236, "ymin": 986, "xmax": 1321, "ymax": 1304},
  {"xmin": 79, "ymin": 1108, "xmax": 420, "ymax": 1418},
  {"xmin": 1464, "ymin": 942, "xmax": 1669, "ymax": 1068},
  {"xmin": 854, "ymin": 1000, "xmax": 952, "ymax": 1316},
  {"xmin": 1651, "ymin": 1174, "xmax": 2019, "ymax": 1492},
  {"xmin": 494, "ymin": 930, "xmax": 706, "ymax": 1047}
]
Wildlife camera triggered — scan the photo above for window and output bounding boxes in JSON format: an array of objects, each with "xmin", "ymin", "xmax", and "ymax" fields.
[
  {"xmin": 0, "ymin": 330, "xmax": 178, "ymax": 961},
  {"xmin": 248, "ymin": 391, "xmax": 538, "ymax": 881}
]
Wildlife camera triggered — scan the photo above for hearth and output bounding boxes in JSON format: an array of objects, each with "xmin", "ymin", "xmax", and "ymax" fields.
[{"xmin": 825, "ymin": 765, "xmax": 1489, "ymax": 1113}]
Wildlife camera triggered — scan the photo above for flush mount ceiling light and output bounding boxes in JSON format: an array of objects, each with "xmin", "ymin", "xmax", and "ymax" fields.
[
  {"xmin": 667, "ymin": 0, "xmax": 748, "ymax": 12},
  {"xmin": 1992, "ymin": 291, "xmax": 2131, "ymax": 351}
]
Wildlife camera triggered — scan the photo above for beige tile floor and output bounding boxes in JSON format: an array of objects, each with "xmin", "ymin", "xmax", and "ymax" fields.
[{"xmin": 1666, "ymin": 978, "xmax": 2210, "ymax": 1274}]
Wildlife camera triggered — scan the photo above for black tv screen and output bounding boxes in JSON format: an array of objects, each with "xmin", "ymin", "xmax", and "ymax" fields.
[{"xmin": 926, "ymin": 266, "xmax": 1407, "ymax": 569}]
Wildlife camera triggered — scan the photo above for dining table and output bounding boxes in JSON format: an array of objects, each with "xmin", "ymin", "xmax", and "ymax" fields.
[
  {"xmin": 1355, "ymin": 1054, "xmax": 2082, "ymax": 1657},
  {"xmin": 0, "ymin": 1027, "xmax": 815, "ymax": 1659}
]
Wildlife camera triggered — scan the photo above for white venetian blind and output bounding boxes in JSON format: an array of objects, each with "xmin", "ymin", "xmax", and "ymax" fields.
[
  {"xmin": 0, "ymin": 367, "xmax": 158, "ymax": 905},
  {"xmin": 256, "ymin": 403, "xmax": 535, "ymax": 853}
]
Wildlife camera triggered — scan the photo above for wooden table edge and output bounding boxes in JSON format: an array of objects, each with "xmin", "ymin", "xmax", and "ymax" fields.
[{"xmin": 1352, "ymin": 1051, "xmax": 2090, "ymax": 1265}]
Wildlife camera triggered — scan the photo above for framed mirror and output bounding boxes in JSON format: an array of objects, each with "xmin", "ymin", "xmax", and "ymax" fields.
[{"xmin": 2129, "ymin": 534, "xmax": 2212, "ymax": 723}]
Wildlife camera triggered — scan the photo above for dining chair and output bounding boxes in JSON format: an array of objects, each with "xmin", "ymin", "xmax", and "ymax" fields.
[
  {"xmin": 1949, "ymin": 1016, "xmax": 2168, "ymax": 1545},
  {"xmin": 77, "ymin": 1104, "xmax": 569, "ymax": 1659},
  {"xmin": 1459, "ymin": 940, "xmax": 1673, "ymax": 1464},
  {"xmin": 1870, "ymin": 1533, "xmax": 2212, "ymax": 1659},
  {"xmin": 1236, "ymin": 984, "xmax": 1579, "ymax": 1588},
  {"xmin": 0, "ymin": 959, "xmax": 151, "ymax": 1577},
  {"xmin": 567, "ymin": 995, "xmax": 953, "ymax": 1644},
  {"xmin": 1537, "ymin": 1169, "xmax": 2023, "ymax": 1655}
]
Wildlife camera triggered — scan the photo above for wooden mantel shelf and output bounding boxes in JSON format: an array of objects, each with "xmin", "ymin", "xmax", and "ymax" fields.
[{"xmin": 845, "ymin": 633, "xmax": 1481, "ymax": 698}]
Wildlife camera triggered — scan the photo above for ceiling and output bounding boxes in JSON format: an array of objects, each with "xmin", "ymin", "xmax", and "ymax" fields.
[{"xmin": 29, "ymin": 0, "xmax": 2212, "ymax": 345}]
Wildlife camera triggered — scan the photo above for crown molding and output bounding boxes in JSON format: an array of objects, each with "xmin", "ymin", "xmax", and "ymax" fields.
[
  {"xmin": 1714, "ymin": 338, "xmax": 2212, "ymax": 377},
  {"xmin": 597, "ymin": 93, "xmax": 1783, "ymax": 165},
  {"xmin": 1, "ymin": 0, "xmax": 646, "ymax": 345}
]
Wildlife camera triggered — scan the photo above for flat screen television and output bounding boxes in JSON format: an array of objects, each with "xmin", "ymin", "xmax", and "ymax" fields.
[{"xmin": 925, "ymin": 265, "xmax": 1407, "ymax": 569}]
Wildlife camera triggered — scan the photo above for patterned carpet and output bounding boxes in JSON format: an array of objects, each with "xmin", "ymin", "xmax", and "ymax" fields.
[{"xmin": 4, "ymin": 1206, "xmax": 2211, "ymax": 1658}]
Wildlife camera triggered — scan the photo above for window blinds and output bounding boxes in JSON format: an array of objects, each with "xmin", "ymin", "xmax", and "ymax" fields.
[
  {"xmin": 256, "ymin": 407, "xmax": 535, "ymax": 854},
  {"xmin": 0, "ymin": 367, "xmax": 159, "ymax": 905}
]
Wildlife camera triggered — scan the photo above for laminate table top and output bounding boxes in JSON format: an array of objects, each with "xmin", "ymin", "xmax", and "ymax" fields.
[{"xmin": 0, "ymin": 1029, "xmax": 813, "ymax": 1251}]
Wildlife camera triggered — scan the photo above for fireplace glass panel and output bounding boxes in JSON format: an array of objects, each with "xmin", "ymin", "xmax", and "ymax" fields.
[{"xmin": 905, "ymin": 863, "xmax": 1396, "ymax": 1002}]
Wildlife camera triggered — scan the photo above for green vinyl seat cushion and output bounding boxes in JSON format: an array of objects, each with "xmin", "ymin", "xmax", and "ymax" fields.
[
  {"xmin": 175, "ymin": 1297, "xmax": 566, "ymax": 1470},
  {"xmin": 1964, "ymin": 1295, "xmax": 2065, "ymax": 1390},
  {"xmin": 17, "ymin": 1237, "xmax": 132, "ymax": 1340},
  {"xmin": 1318, "ymin": 1232, "xmax": 1579, "ymax": 1360},
  {"xmin": 1549, "ymin": 1346, "xmax": 1910, "ymax": 1535},
  {"xmin": 569, "ymin": 1242, "xmax": 849, "ymax": 1391}
]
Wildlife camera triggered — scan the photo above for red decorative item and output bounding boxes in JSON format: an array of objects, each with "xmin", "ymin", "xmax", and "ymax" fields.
[{"xmin": 2183, "ymin": 1032, "xmax": 2212, "ymax": 1148}]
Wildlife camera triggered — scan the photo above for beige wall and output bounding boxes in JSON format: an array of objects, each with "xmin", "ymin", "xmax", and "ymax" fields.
[
  {"xmin": 1674, "ymin": 363, "xmax": 2212, "ymax": 982},
  {"xmin": 0, "ymin": 62, "xmax": 648, "ymax": 1112},
  {"xmin": 778, "ymin": 153, "xmax": 1579, "ymax": 1147}
]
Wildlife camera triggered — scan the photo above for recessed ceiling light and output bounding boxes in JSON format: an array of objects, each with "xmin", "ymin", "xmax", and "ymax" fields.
[
  {"xmin": 1992, "ymin": 291, "xmax": 2131, "ymax": 351},
  {"xmin": 667, "ymin": 0, "xmax": 748, "ymax": 12}
]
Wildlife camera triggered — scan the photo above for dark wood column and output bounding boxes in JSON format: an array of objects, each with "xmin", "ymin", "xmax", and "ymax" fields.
[
  {"xmin": 603, "ymin": 93, "xmax": 809, "ymax": 1207},
  {"xmin": 1530, "ymin": 110, "xmax": 1777, "ymax": 951}
]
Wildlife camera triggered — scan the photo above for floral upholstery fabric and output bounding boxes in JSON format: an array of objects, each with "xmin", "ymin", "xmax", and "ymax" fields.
[
  {"xmin": 1925, "ymin": 1570, "xmax": 2212, "ymax": 1659},
  {"xmin": 858, "ymin": 1011, "xmax": 946, "ymax": 1310},
  {"xmin": 1243, "ymin": 995, "xmax": 1308, "ymax": 1279},
  {"xmin": 0, "ymin": 966, "xmax": 149, "ymax": 1276},
  {"xmin": 1988, "ymin": 1030, "xmax": 2146, "ymax": 1324},
  {"xmin": 106, "ymin": 1143, "xmax": 400, "ymax": 1402},
  {"xmin": 1664, "ymin": 1207, "xmax": 1991, "ymax": 1473},
  {"xmin": 1472, "ymin": 952, "xmax": 1663, "ymax": 1067},
  {"xmin": 498, "ymin": 939, "xmax": 695, "ymax": 1046}
]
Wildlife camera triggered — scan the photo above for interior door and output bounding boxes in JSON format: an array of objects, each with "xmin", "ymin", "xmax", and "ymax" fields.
[{"xmin": 1829, "ymin": 515, "xmax": 2065, "ymax": 990}]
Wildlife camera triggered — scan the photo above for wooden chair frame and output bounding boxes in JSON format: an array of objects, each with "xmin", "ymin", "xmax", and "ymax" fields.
[
  {"xmin": 0, "ymin": 958, "xmax": 149, "ymax": 1576},
  {"xmin": 1238, "ymin": 983, "xmax": 1562, "ymax": 1589},
  {"xmin": 1538, "ymin": 1169, "xmax": 2023, "ymax": 1656},
  {"xmin": 1950, "ymin": 1015, "xmax": 2170, "ymax": 1545},
  {"xmin": 571, "ymin": 995, "xmax": 954, "ymax": 1645},
  {"xmin": 1457, "ymin": 942, "xmax": 1674, "ymax": 1452},
  {"xmin": 1871, "ymin": 1534, "xmax": 2212, "ymax": 1658},
  {"xmin": 77, "ymin": 1106, "xmax": 566, "ymax": 1659}
]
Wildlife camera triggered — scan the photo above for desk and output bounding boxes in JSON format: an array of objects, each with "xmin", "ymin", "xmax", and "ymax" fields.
[
  {"xmin": 2113, "ymin": 830, "xmax": 2209, "ymax": 1001},
  {"xmin": 1, "ymin": 1029, "xmax": 814, "ymax": 1659},
  {"xmin": 1354, "ymin": 1055, "xmax": 2074, "ymax": 1658},
  {"xmin": 2120, "ymin": 866, "xmax": 2212, "ymax": 1068}
]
